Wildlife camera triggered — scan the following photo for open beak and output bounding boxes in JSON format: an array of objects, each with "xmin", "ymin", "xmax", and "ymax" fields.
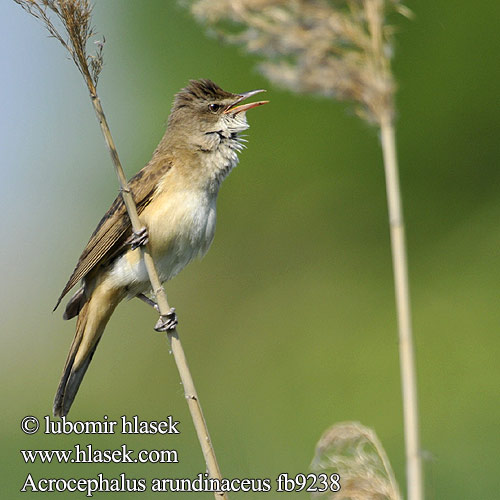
[{"xmin": 224, "ymin": 89, "xmax": 269, "ymax": 114}]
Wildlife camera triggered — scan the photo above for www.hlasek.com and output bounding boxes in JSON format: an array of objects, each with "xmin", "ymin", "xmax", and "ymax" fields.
[
  {"xmin": 21, "ymin": 443, "xmax": 178, "ymax": 464},
  {"xmin": 19, "ymin": 415, "xmax": 341, "ymax": 495}
]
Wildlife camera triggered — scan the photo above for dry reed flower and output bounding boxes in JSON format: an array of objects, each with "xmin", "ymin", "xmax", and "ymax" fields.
[
  {"xmin": 311, "ymin": 422, "xmax": 402, "ymax": 500},
  {"xmin": 14, "ymin": 0, "xmax": 103, "ymax": 86},
  {"xmin": 187, "ymin": 0, "xmax": 411, "ymax": 124}
]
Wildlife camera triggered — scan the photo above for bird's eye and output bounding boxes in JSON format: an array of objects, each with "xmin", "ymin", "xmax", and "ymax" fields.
[{"xmin": 208, "ymin": 103, "xmax": 221, "ymax": 113}]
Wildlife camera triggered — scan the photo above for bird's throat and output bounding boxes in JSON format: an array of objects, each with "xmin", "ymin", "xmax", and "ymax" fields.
[{"xmin": 198, "ymin": 132, "xmax": 245, "ymax": 192}]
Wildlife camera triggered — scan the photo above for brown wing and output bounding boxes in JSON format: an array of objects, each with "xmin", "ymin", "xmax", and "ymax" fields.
[{"xmin": 54, "ymin": 158, "xmax": 172, "ymax": 310}]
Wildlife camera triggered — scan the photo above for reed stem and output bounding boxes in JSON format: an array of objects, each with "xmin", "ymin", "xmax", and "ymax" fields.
[{"xmin": 380, "ymin": 113, "xmax": 423, "ymax": 500}]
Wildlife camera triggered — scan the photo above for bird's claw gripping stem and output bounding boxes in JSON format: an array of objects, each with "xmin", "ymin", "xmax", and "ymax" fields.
[
  {"xmin": 130, "ymin": 227, "xmax": 149, "ymax": 250},
  {"xmin": 154, "ymin": 308, "xmax": 178, "ymax": 332}
]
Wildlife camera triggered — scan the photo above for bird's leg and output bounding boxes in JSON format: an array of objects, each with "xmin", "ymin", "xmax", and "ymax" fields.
[
  {"xmin": 154, "ymin": 308, "xmax": 178, "ymax": 332},
  {"xmin": 128, "ymin": 226, "xmax": 149, "ymax": 250},
  {"xmin": 136, "ymin": 293, "xmax": 159, "ymax": 312},
  {"xmin": 136, "ymin": 294, "xmax": 178, "ymax": 331}
]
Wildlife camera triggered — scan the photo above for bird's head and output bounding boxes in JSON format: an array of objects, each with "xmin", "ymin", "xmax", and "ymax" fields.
[{"xmin": 166, "ymin": 79, "xmax": 268, "ymax": 152}]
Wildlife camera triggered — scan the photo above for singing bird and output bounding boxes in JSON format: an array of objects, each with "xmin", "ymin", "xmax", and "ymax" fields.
[{"xmin": 53, "ymin": 79, "xmax": 268, "ymax": 417}]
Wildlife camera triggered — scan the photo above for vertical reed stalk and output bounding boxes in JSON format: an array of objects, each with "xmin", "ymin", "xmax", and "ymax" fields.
[{"xmin": 380, "ymin": 112, "xmax": 423, "ymax": 500}]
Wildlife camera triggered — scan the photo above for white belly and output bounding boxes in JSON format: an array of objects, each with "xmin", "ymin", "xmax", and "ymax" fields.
[{"xmin": 108, "ymin": 189, "xmax": 217, "ymax": 296}]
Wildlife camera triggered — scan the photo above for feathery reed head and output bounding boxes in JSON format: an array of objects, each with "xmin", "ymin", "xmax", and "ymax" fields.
[
  {"xmin": 187, "ymin": 0, "xmax": 410, "ymax": 124},
  {"xmin": 310, "ymin": 421, "xmax": 402, "ymax": 500},
  {"xmin": 14, "ymin": 0, "xmax": 104, "ymax": 88}
]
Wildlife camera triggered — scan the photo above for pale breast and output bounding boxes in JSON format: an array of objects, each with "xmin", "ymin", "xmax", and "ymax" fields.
[{"xmin": 108, "ymin": 188, "xmax": 217, "ymax": 295}]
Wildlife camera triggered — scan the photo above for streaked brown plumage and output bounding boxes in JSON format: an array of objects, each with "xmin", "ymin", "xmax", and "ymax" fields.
[
  {"xmin": 53, "ymin": 79, "xmax": 267, "ymax": 416},
  {"xmin": 55, "ymin": 158, "xmax": 173, "ymax": 314}
]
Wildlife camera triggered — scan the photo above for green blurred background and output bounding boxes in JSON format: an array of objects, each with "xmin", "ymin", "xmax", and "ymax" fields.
[{"xmin": 1, "ymin": 1, "xmax": 499, "ymax": 498}]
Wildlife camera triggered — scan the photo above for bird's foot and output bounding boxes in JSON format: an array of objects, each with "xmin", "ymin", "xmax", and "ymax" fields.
[
  {"xmin": 136, "ymin": 294, "xmax": 177, "ymax": 331},
  {"xmin": 129, "ymin": 227, "xmax": 149, "ymax": 250},
  {"xmin": 154, "ymin": 308, "xmax": 178, "ymax": 332}
]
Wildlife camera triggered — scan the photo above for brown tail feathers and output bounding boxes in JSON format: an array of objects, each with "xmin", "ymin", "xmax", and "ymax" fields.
[{"xmin": 53, "ymin": 283, "xmax": 122, "ymax": 417}]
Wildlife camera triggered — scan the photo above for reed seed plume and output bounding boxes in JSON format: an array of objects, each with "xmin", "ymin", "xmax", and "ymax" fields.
[
  {"xmin": 311, "ymin": 422, "xmax": 402, "ymax": 500},
  {"xmin": 14, "ymin": 0, "xmax": 104, "ymax": 86},
  {"xmin": 187, "ymin": 0, "xmax": 411, "ymax": 124}
]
